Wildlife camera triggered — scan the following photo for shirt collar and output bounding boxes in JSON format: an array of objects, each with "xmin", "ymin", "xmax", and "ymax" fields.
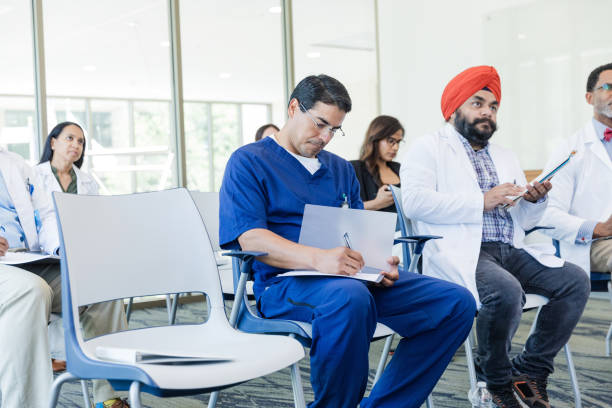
[{"xmin": 592, "ymin": 117, "xmax": 611, "ymax": 141}]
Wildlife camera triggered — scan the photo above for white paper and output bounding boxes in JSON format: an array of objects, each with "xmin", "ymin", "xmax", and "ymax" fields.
[
  {"xmin": 0, "ymin": 251, "xmax": 59, "ymax": 265},
  {"xmin": 278, "ymin": 270, "xmax": 384, "ymax": 283},
  {"xmin": 95, "ymin": 346, "xmax": 232, "ymax": 365}
]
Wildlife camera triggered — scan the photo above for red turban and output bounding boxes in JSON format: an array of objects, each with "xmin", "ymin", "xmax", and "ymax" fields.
[{"xmin": 440, "ymin": 66, "xmax": 501, "ymax": 121}]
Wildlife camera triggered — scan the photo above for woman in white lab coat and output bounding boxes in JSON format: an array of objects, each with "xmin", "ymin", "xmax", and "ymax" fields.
[
  {"xmin": 34, "ymin": 121, "xmax": 99, "ymax": 197},
  {"xmin": 33, "ymin": 122, "xmax": 98, "ymax": 373}
]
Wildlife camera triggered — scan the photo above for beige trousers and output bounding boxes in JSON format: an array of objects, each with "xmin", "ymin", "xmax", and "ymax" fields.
[
  {"xmin": 591, "ymin": 238, "xmax": 612, "ymax": 273},
  {"xmin": 0, "ymin": 263, "xmax": 128, "ymax": 408}
]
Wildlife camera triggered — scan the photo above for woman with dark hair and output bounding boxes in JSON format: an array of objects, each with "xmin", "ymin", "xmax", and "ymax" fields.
[
  {"xmin": 254, "ymin": 123, "xmax": 279, "ymax": 141},
  {"xmin": 350, "ymin": 115, "xmax": 404, "ymax": 212},
  {"xmin": 34, "ymin": 121, "xmax": 99, "ymax": 196}
]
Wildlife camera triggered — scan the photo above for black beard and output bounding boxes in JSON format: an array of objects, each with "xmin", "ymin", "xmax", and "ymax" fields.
[{"xmin": 454, "ymin": 112, "xmax": 497, "ymax": 148}]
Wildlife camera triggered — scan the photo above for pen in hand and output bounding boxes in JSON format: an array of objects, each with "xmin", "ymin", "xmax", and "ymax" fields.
[{"xmin": 343, "ymin": 232, "xmax": 353, "ymax": 249}]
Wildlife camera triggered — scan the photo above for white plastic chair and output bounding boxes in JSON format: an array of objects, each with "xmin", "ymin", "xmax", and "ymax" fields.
[{"xmin": 48, "ymin": 188, "xmax": 304, "ymax": 407}]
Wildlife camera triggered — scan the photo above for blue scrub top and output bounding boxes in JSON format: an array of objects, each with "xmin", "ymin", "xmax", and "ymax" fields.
[{"xmin": 219, "ymin": 136, "xmax": 363, "ymax": 298}]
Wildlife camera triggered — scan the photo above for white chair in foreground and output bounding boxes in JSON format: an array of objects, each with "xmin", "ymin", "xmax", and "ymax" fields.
[{"xmin": 48, "ymin": 189, "xmax": 304, "ymax": 407}]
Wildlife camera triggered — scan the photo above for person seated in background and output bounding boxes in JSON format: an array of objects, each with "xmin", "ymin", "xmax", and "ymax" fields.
[
  {"xmin": 351, "ymin": 115, "xmax": 404, "ymax": 212},
  {"xmin": 0, "ymin": 134, "xmax": 129, "ymax": 408},
  {"xmin": 400, "ymin": 65, "xmax": 589, "ymax": 408},
  {"xmin": 35, "ymin": 121, "xmax": 99, "ymax": 196},
  {"xmin": 219, "ymin": 74, "xmax": 475, "ymax": 408},
  {"xmin": 540, "ymin": 62, "xmax": 612, "ymax": 275},
  {"xmin": 33, "ymin": 121, "xmax": 100, "ymax": 373},
  {"xmin": 254, "ymin": 123, "xmax": 279, "ymax": 141}
]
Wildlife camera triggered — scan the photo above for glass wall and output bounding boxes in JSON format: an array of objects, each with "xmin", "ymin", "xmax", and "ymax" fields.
[
  {"xmin": 180, "ymin": 0, "xmax": 282, "ymax": 191},
  {"xmin": 0, "ymin": 0, "xmax": 37, "ymax": 163}
]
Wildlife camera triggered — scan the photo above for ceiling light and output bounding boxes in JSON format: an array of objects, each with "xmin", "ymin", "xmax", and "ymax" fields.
[
  {"xmin": 517, "ymin": 33, "xmax": 527, "ymax": 40},
  {"xmin": 219, "ymin": 72, "xmax": 232, "ymax": 79},
  {"xmin": 82, "ymin": 65, "xmax": 96, "ymax": 72},
  {"xmin": 159, "ymin": 41, "xmax": 170, "ymax": 47},
  {"xmin": 306, "ymin": 51, "xmax": 321, "ymax": 59},
  {"xmin": 269, "ymin": 6, "xmax": 282, "ymax": 14}
]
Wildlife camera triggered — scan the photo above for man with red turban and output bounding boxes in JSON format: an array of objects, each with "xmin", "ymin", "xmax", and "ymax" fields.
[{"xmin": 400, "ymin": 66, "xmax": 589, "ymax": 408}]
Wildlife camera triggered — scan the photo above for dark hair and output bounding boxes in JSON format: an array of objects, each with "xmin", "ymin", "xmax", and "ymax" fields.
[
  {"xmin": 586, "ymin": 63, "xmax": 612, "ymax": 92},
  {"xmin": 254, "ymin": 123, "xmax": 279, "ymax": 141},
  {"xmin": 359, "ymin": 115, "xmax": 404, "ymax": 185},
  {"xmin": 39, "ymin": 122, "xmax": 86, "ymax": 168},
  {"xmin": 289, "ymin": 74, "xmax": 352, "ymax": 113}
]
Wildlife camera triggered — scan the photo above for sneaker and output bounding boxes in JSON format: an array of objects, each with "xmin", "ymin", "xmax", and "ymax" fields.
[
  {"xmin": 487, "ymin": 382, "xmax": 522, "ymax": 408},
  {"xmin": 94, "ymin": 398, "xmax": 130, "ymax": 408},
  {"xmin": 512, "ymin": 373, "xmax": 550, "ymax": 408}
]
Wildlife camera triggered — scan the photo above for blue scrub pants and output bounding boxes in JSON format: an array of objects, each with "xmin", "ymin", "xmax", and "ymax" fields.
[{"xmin": 258, "ymin": 271, "xmax": 476, "ymax": 408}]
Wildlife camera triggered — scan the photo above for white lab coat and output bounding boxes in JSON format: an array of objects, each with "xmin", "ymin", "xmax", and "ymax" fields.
[
  {"xmin": 0, "ymin": 148, "xmax": 59, "ymax": 254},
  {"xmin": 540, "ymin": 120, "xmax": 612, "ymax": 274},
  {"xmin": 400, "ymin": 123, "xmax": 563, "ymax": 303},
  {"xmin": 33, "ymin": 161, "xmax": 99, "ymax": 196}
]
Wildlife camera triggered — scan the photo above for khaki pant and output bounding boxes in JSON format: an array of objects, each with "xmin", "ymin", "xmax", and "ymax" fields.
[
  {"xmin": 0, "ymin": 263, "xmax": 128, "ymax": 408},
  {"xmin": 591, "ymin": 239, "xmax": 612, "ymax": 273}
]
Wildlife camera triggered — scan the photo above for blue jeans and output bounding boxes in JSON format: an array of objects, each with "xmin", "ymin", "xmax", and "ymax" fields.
[
  {"xmin": 258, "ymin": 271, "xmax": 476, "ymax": 408},
  {"xmin": 475, "ymin": 242, "xmax": 590, "ymax": 385}
]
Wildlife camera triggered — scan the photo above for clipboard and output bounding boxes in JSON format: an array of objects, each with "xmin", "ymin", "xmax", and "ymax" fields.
[{"xmin": 501, "ymin": 150, "xmax": 576, "ymax": 209}]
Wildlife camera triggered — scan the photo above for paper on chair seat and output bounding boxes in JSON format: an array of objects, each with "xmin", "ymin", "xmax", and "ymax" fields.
[
  {"xmin": 0, "ymin": 251, "xmax": 59, "ymax": 265},
  {"xmin": 95, "ymin": 346, "xmax": 233, "ymax": 365}
]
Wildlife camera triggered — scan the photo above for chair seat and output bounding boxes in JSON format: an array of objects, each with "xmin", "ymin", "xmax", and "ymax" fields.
[
  {"xmin": 288, "ymin": 321, "xmax": 394, "ymax": 340},
  {"xmin": 524, "ymin": 293, "xmax": 549, "ymax": 310},
  {"xmin": 81, "ymin": 323, "xmax": 304, "ymax": 391}
]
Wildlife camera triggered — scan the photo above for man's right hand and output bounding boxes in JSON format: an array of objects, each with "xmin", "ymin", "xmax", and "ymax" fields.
[
  {"xmin": 593, "ymin": 214, "xmax": 612, "ymax": 239},
  {"xmin": 313, "ymin": 247, "xmax": 365, "ymax": 276},
  {"xmin": 483, "ymin": 183, "xmax": 524, "ymax": 211},
  {"xmin": 0, "ymin": 237, "xmax": 8, "ymax": 257}
]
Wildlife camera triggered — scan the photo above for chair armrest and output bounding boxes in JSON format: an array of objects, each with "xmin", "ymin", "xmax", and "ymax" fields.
[
  {"xmin": 222, "ymin": 250, "xmax": 267, "ymax": 259},
  {"xmin": 396, "ymin": 235, "xmax": 442, "ymax": 255},
  {"xmin": 525, "ymin": 226, "xmax": 554, "ymax": 235}
]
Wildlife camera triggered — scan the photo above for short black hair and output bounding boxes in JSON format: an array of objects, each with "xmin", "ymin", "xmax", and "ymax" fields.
[
  {"xmin": 39, "ymin": 121, "xmax": 86, "ymax": 168},
  {"xmin": 289, "ymin": 74, "xmax": 352, "ymax": 113},
  {"xmin": 586, "ymin": 63, "xmax": 612, "ymax": 92}
]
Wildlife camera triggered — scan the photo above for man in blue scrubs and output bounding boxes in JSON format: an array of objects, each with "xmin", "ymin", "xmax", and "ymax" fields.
[{"xmin": 219, "ymin": 74, "xmax": 476, "ymax": 408}]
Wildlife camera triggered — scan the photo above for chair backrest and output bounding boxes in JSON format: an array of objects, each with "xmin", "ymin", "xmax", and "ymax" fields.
[
  {"xmin": 389, "ymin": 185, "xmax": 412, "ymax": 267},
  {"xmin": 190, "ymin": 191, "xmax": 221, "ymax": 251},
  {"xmin": 53, "ymin": 189, "xmax": 226, "ymax": 336}
]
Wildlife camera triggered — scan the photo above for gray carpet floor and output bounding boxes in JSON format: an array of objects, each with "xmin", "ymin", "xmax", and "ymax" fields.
[{"xmin": 53, "ymin": 296, "xmax": 612, "ymax": 407}]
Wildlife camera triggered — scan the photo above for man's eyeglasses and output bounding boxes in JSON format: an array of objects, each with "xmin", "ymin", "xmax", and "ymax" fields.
[
  {"xmin": 385, "ymin": 136, "xmax": 404, "ymax": 147},
  {"xmin": 594, "ymin": 83, "xmax": 612, "ymax": 92},
  {"xmin": 299, "ymin": 102, "xmax": 345, "ymax": 138}
]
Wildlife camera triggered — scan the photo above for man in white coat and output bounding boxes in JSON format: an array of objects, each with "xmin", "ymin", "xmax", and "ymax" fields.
[
  {"xmin": 540, "ymin": 62, "xmax": 612, "ymax": 275},
  {"xmin": 0, "ymin": 147, "xmax": 128, "ymax": 408},
  {"xmin": 401, "ymin": 65, "xmax": 589, "ymax": 408}
]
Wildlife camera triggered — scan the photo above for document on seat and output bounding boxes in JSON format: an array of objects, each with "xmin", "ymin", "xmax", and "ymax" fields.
[
  {"xmin": 277, "ymin": 204, "xmax": 397, "ymax": 283},
  {"xmin": 95, "ymin": 346, "xmax": 233, "ymax": 365},
  {"xmin": 0, "ymin": 251, "xmax": 59, "ymax": 265}
]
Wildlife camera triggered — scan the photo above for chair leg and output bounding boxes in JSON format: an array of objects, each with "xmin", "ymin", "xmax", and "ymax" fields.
[
  {"xmin": 373, "ymin": 334, "xmax": 394, "ymax": 385},
  {"xmin": 129, "ymin": 381, "xmax": 142, "ymax": 408},
  {"xmin": 80, "ymin": 380, "xmax": 92, "ymax": 408},
  {"xmin": 426, "ymin": 394, "xmax": 435, "ymax": 408},
  {"xmin": 170, "ymin": 293, "xmax": 180, "ymax": 325},
  {"xmin": 165, "ymin": 294, "xmax": 173, "ymax": 323},
  {"xmin": 465, "ymin": 333, "xmax": 478, "ymax": 398},
  {"xmin": 289, "ymin": 333, "xmax": 306, "ymax": 408},
  {"xmin": 606, "ymin": 322, "xmax": 612, "ymax": 357},
  {"xmin": 564, "ymin": 343, "xmax": 581, "ymax": 408},
  {"xmin": 207, "ymin": 391, "xmax": 220, "ymax": 408},
  {"xmin": 125, "ymin": 297, "xmax": 134, "ymax": 323},
  {"xmin": 48, "ymin": 371, "xmax": 78, "ymax": 408}
]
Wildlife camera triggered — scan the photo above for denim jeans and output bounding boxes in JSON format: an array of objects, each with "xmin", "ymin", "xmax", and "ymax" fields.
[{"xmin": 474, "ymin": 242, "xmax": 590, "ymax": 385}]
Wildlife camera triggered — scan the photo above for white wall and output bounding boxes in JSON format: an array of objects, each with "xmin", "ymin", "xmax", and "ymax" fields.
[{"xmin": 378, "ymin": 0, "xmax": 612, "ymax": 169}]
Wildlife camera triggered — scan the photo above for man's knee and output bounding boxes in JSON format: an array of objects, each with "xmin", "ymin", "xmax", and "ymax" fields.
[
  {"xmin": 481, "ymin": 278, "xmax": 524, "ymax": 314},
  {"xmin": 0, "ymin": 267, "xmax": 53, "ymax": 308},
  {"xmin": 450, "ymin": 284, "xmax": 477, "ymax": 320},
  {"xmin": 562, "ymin": 262, "xmax": 591, "ymax": 302}
]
